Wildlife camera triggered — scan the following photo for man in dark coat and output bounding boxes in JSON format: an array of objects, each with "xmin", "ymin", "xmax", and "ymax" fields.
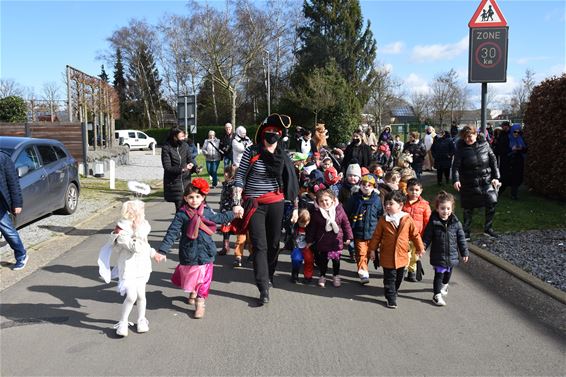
[
  {"xmin": 0, "ymin": 151, "xmax": 28, "ymax": 270},
  {"xmin": 219, "ymin": 122, "xmax": 235, "ymax": 169},
  {"xmin": 342, "ymin": 130, "xmax": 372, "ymax": 172},
  {"xmin": 161, "ymin": 127, "xmax": 195, "ymax": 210},
  {"xmin": 431, "ymin": 130, "xmax": 455, "ymax": 185}
]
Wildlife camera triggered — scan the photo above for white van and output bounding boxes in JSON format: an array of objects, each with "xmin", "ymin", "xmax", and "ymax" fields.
[{"xmin": 115, "ymin": 130, "xmax": 157, "ymax": 150}]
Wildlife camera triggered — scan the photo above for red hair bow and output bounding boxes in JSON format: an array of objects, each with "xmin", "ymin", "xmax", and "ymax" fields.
[{"xmin": 192, "ymin": 178, "xmax": 210, "ymax": 195}]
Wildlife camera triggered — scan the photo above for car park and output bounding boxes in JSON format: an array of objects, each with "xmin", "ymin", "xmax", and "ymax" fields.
[
  {"xmin": 0, "ymin": 136, "xmax": 80, "ymax": 228},
  {"xmin": 114, "ymin": 129, "xmax": 156, "ymax": 150}
]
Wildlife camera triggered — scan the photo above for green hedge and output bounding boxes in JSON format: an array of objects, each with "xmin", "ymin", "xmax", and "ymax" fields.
[{"xmin": 145, "ymin": 124, "xmax": 260, "ymax": 146}]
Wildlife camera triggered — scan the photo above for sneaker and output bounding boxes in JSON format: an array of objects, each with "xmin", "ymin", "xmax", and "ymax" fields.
[
  {"xmin": 433, "ymin": 293, "xmax": 446, "ymax": 306},
  {"xmin": 332, "ymin": 275, "xmax": 341, "ymax": 288},
  {"xmin": 318, "ymin": 276, "xmax": 326, "ymax": 287},
  {"xmin": 360, "ymin": 276, "xmax": 370, "ymax": 285},
  {"xmin": 12, "ymin": 255, "xmax": 29, "ymax": 271},
  {"xmin": 114, "ymin": 321, "xmax": 129, "ymax": 337},
  {"xmin": 137, "ymin": 318, "xmax": 149, "ymax": 333},
  {"xmin": 233, "ymin": 257, "xmax": 242, "ymax": 268},
  {"xmin": 440, "ymin": 284, "xmax": 449, "ymax": 296},
  {"xmin": 386, "ymin": 300, "xmax": 397, "ymax": 309},
  {"xmin": 483, "ymin": 229, "xmax": 499, "ymax": 238}
]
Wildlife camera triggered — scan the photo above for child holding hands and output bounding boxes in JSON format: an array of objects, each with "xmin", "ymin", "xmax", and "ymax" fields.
[
  {"xmin": 422, "ymin": 191, "xmax": 469, "ymax": 306},
  {"xmin": 369, "ymin": 190, "xmax": 425, "ymax": 308},
  {"xmin": 157, "ymin": 178, "xmax": 235, "ymax": 319},
  {"xmin": 100, "ymin": 200, "xmax": 163, "ymax": 337}
]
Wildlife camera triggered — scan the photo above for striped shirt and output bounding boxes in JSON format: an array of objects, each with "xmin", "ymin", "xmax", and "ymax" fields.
[{"xmin": 234, "ymin": 147, "xmax": 279, "ymax": 198}]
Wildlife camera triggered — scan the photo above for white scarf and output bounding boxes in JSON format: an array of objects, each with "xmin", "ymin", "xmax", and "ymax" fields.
[
  {"xmin": 319, "ymin": 204, "xmax": 339, "ymax": 234},
  {"xmin": 385, "ymin": 211, "xmax": 407, "ymax": 228}
]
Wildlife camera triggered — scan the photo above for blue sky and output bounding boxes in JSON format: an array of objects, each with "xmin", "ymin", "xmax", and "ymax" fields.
[{"xmin": 1, "ymin": 0, "xmax": 564, "ymax": 107}]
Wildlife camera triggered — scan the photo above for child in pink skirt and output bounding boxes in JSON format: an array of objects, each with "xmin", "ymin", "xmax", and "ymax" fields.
[{"xmin": 157, "ymin": 178, "xmax": 234, "ymax": 318}]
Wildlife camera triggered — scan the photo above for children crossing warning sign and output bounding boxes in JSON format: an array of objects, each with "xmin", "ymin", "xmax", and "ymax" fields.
[{"xmin": 469, "ymin": 0, "xmax": 507, "ymax": 28}]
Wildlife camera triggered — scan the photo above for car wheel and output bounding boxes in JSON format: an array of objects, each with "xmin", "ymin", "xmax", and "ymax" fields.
[
  {"xmin": 59, "ymin": 182, "xmax": 79, "ymax": 215},
  {"xmin": 148, "ymin": 142, "xmax": 154, "ymax": 151},
  {"xmin": 124, "ymin": 144, "xmax": 131, "ymax": 150}
]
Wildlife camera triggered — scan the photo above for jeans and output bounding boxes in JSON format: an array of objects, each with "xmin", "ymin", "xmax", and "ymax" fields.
[
  {"xmin": 206, "ymin": 160, "xmax": 220, "ymax": 187},
  {"xmin": 223, "ymin": 156, "xmax": 233, "ymax": 170},
  {"xmin": 383, "ymin": 267, "xmax": 406, "ymax": 302},
  {"xmin": 0, "ymin": 209, "xmax": 27, "ymax": 262}
]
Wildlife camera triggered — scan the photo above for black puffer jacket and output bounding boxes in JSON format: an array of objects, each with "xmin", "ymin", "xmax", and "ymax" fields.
[
  {"xmin": 423, "ymin": 212, "xmax": 469, "ymax": 268},
  {"xmin": 403, "ymin": 140, "xmax": 426, "ymax": 164},
  {"xmin": 452, "ymin": 135, "xmax": 499, "ymax": 209},
  {"xmin": 162, "ymin": 141, "xmax": 193, "ymax": 203},
  {"xmin": 431, "ymin": 135, "xmax": 455, "ymax": 170}
]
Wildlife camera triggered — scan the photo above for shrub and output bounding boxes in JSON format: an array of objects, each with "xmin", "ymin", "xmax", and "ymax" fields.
[
  {"xmin": 523, "ymin": 74, "xmax": 566, "ymax": 200},
  {"xmin": 0, "ymin": 96, "xmax": 27, "ymax": 123}
]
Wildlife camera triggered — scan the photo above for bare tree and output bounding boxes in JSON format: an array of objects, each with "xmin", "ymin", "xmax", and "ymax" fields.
[
  {"xmin": 429, "ymin": 69, "xmax": 469, "ymax": 127},
  {"xmin": 0, "ymin": 79, "xmax": 24, "ymax": 98},
  {"xmin": 509, "ymin": 68, "xmax": 536, "ymax": 119},
  {"xmin": 409, "ymin": 91, "xmax": 431, "ymax": 124},
  {"xmin": 42, "ymin": 81, "xmax": 60, "ymax": 122},
  {"xmin": 366, "ymin": 64, "xmax": 403, "ymax": 133}
]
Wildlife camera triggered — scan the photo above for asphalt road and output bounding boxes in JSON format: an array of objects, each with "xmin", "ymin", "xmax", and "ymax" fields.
[{"xmin": 1, "ymin": 191, "xmax": 565, "ymax": 376}]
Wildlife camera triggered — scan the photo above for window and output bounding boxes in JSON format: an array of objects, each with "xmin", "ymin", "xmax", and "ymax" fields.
[
  {"xmin": 53, "ymin": 146, "xmax": 68, "ymax": 159},
  {"xmin": 128, "ymin": 132, "xmax": 136, "ymax": 138},
  {"xmin": 14, "ymin": 147, "xmax": 40, "ymax": 173},
  {"xmin": 115, "ymin": 132, "xmax": 119, "ymax": 139},
  {"xmin": 37, "ymin": 145, "xmax": 59, "ymax": 165},
  {"xmin": 137, "ymin": 132, "xmax": 147, "ymax": 139}
]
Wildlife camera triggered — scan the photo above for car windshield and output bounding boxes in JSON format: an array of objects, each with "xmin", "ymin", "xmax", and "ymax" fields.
[{"xmin": 0, "ymin": 147, "xmax": 14, "ymax": 156}]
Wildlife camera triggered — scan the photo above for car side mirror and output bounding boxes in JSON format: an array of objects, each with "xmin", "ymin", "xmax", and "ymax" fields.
[{"xmin": 17, "ymin": 166, "xmax": 29, "ymax": 178}]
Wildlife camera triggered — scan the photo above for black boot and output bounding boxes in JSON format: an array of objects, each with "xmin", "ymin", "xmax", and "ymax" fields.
[
  {"xmin": 483, "ymin": 204, "xmax": 497, "ymax": 237},
  {"xmin": 290, "ymin": 269, "xmax": 299, "ymax": 284},
  {"xmin": 405, "ymin": 271, "xmax": 417, "ymax": 282},
  {"xmin": 259, "ymin": 289, "xmax": 270, "ymax": 305},
  {"xmin": 218, "ymin": 236, "xmax": 229, "ymax": 256},
  {"xmin": 463, "ymin": 208, "xmax": 473, "ymax": 240}
]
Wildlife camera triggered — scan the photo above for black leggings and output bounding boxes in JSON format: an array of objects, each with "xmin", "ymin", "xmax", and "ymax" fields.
[
  {"xmin": 248, "ymin": 201, "xmax": 285, "ymax": 291},
  {"xmin": 437, "ymin": 167, "xmax": 450, "ymax": 184},
  {"xmin": 317, "ymin": 253, "xmax": 340, "ymax": 277},
  {"xmin": 433, "ymin": 269, "xmax": 453, "ymax": 294}
]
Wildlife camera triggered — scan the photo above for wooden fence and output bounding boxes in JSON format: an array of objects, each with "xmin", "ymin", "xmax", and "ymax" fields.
[{"xmin": 0, "ymin": 123, "xmax": 85, "ymax": 163}]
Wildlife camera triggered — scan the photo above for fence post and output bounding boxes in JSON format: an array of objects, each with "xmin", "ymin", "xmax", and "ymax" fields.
[
  {"xmin": 109, "ymin": 160, "xmax": 116, "ymax": 190},
  {"xmin": 82, "ymin": 122, "xmax": 88, "ymax": 176}
]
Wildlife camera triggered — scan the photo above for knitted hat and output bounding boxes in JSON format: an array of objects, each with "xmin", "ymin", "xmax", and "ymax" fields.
[
  {"xmin": 346, "ymin": 163, "xmax": 361, "ymax": 178},
  {"xmin": 324, "ymin": 167, "xmax": 340, "ymax": 185},
  {"xmin": 361, "ymin": 174, "xmax": 376, "ymax": 187},
  {"xmin": 308, "ymin": 169, "xmax": 325, "ymax": 184}
]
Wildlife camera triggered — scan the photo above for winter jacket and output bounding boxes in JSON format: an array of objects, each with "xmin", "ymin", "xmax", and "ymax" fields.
[
  {"xmin": 219, "ymin": 132, "xmax": 234, "ymax": 160},
  {"xmin": 431, "ymin": 135, "xmax": 455, "ymax": 170},
  {"xmin": 159, "ymin": 205, "xmax": 234, "ymax": 265},
  {"xmin": 343, "ymin": 143, "xmax": 372, "ymax": 171},
  {"xmin": 402, "ymin": 196, "xmax": 431, "ymax": 235},
  {"xmin": 422, "ymin": 212, "xmax": 469, "ymax": 268},
  {"xmin": 113, "ymin": 219, "xmax": 155, "ymax": 282},
  {"xmin": 403, "ymin": 141, "xmax": 426, "ymax": 165},
  {"xmin": 232, "ymin": 136, "xmax": 253, "ymax": 167},
  {"xmin": 452, "ymin": 135, "xmax": 500, "ymax": 209},
  {"xmin": 0, "ymin": 151, "xmax": 23, "ymax": 212},
  {"xmin": 161, "ymin": 141, "xmax": 193, "ymax": 203},
  {"xmin": 202, "ymin": 138, "xmax": 222, "ymax": 161},
  {"xmin": 306, "ymin": 203, "xmax": 353, "ymax": 252},
  {"xmin": 345, "ymin": 190, "xmax": 382, "ymax": 240},
  {"xmin": 368, "ymin": 214, "xmax": 424, "ymax": 269}
]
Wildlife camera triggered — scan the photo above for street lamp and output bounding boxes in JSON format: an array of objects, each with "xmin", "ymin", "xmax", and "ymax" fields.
[{"xmin": 263, "ymin": 49, "xmax": 271, "ymax": 115}]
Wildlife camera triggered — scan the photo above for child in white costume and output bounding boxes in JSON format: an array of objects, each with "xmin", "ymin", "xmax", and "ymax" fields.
[{"xmin": 99, "ymin": 199, "xmax": 162, "ymax": 337}]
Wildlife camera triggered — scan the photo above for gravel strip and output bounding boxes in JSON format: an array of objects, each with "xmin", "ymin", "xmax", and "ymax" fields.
[{"xmin": 472, "ymin": 229, "xmax": 566, "ymax": 292}]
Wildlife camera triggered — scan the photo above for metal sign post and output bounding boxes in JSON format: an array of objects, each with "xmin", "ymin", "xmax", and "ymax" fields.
[
  {"xmin": 468, "ymin": 0, "xmax": 508, "ymax": 134},
  {"xmin": 177, "ymin": 95, "xmax": 197, "ymax": 136}
]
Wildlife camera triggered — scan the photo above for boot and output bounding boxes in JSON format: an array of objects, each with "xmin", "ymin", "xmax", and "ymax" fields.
[
  {"xmin": 218, "ymin": 238, "xmax": 230, "ymax": 256},
  {"xmin": 194, "ymin": 298, "xmax": 206, "ymax": 319},
  {"xmin": 290, "ymin": 269, "xmax": 299, "ymax": 284},
  {"xmin": 405, "ymin": 271, "xmax": 417, "ymax": 282},
  {"xmin": 463, "ymin": 208, "xmax": 473, "ymax": 239}
]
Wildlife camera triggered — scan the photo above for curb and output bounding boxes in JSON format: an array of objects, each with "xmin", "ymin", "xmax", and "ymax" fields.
[{"xmin": 468, "ymin": 243, "xmax": 566, "ymax": 305}]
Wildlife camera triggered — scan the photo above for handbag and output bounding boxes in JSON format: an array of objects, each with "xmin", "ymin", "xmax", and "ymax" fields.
[{"xmin": 416, "ymin": 259, "xmax": 424, "ymax": 281}]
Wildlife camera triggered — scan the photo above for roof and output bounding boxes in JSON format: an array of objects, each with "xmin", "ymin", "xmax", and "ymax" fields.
[{"xmin": 0, "ymin": 136, "xmax": 63, "ymax": 151}]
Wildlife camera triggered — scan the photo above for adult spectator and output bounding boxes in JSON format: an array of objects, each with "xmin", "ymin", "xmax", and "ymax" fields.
[
  {"xmin": 431, "ymin": 130, "xmax": 455, "ymax": 185},
  {"xmin": 500, "ymin": 124, "xmax": 527, "ymax": 200},
  {"xmin": 378, "ymin": 126, "xmax": 393, "ymax": 145},
  {"xmin": 202, "ymin": 130, "xmax": 222, "ymax": 188},
  {"xmin": 450, "ymin": 121, "xmax": 459, "ymax": 138},
  {"xmin": 452, "ymin": 125, "xmax": 500, "ymax": 240},
  {"xmin": 0, "ymin": 151, "xmax": 28, "ymax": 270},
  {"xmin": 494, "ymin": 121, "xmax": 511, "ymax": 170},
  {"xmin": 232, "ymin": 114, "xmax": 299, "ymax": 305},
  {"xmin": 364, "ymin": 127, "xmax": 379, "ymax": 148},
  {"xmin": 343, "ymin": 130, "xmax": 372, "ymax": 171},
  {"xmin": 232, "ymin": 126, "xmax": 253, "ymax": 168},
  {"xmin": 162, "ymin": 127, "xmax": 194, "ymax": 211},
  {"xmin": 219, "ymin": 122, "xmax": 235, "ymax": 169},
  {"xmin": 298, "ymin": 129, "xmax": 317, "ymax": 156},
  {"xmin": 403, "ymin": 132, "xmax": 426, "ymax": 179},
  {"xmin": 423, "ymin": 125, "xmax": 436, "ymax": 171}
]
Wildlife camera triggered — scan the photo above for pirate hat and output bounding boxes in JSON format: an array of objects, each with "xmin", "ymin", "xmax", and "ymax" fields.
[{"xmin": 255, "ymin": 113, "xmax": 292, "ymax": 144}]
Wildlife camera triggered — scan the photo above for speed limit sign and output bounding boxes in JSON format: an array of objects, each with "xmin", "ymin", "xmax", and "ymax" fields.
[{"xmin": 468, "ymin": 27, "xmax": 508, "ymax": 83}]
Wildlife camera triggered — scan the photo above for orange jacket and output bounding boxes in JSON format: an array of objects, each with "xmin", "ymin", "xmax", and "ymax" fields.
[
  {"xmin": 402, "ymin": 196, "xmax": 431, "ymax": 235},
  {"xmin": 369, "ymin": 214, "xmax": 424, "ymax": 269}
]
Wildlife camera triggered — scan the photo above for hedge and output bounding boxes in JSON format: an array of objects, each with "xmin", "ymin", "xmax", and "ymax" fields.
[{"xmin": 145, "ymin": 124, "xmax": 261, "ymax": 146}]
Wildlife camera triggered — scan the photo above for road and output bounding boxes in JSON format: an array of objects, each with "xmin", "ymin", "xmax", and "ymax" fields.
[{"xmin": 1, "ymin": 189, "xmax": 565, "ymax": 376}]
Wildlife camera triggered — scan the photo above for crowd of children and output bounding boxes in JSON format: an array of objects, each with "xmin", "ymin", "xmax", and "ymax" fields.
[{"xmin": 99, "ymin": 128, "xmax": 471, "ymax": 337}]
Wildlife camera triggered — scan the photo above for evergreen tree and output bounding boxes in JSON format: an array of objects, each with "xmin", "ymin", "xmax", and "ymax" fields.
[
  {"xmin": 99, "ymin": 64, "xmax": 109, "ymax": 83},
  {"xmin": 291, "ymin": 0, "xmax": 377, "ymax": 139},
  {"xmin": 113, "ymin": 48, "xmax": 128, "ymax": 126}
]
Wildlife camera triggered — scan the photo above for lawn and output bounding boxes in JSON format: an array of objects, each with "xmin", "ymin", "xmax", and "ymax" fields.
[{"xmin": 421, "ymin": 180, "xmax": 566, "ymax": 234}]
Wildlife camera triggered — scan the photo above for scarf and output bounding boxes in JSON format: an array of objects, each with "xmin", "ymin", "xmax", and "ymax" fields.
[
  {"xmin": 182, "ymin": 204, "xmax": 217, "ymax": 240},
  {"xmin": 319, "ymin": 203, "xmax": 339, "ymax": 234},
  {"xmin": 385, "ymin": 211, "xmax": 407, "ymax": 229},
  {"xmin": 261, "ymin": 146, "xmax": 285, "ymax": 185}
]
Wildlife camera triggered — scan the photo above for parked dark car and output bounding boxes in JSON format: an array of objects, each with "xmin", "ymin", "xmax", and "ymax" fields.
[{"xmin": 0, "ymin": 136, "xmax": 80, "ymax": 228}]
